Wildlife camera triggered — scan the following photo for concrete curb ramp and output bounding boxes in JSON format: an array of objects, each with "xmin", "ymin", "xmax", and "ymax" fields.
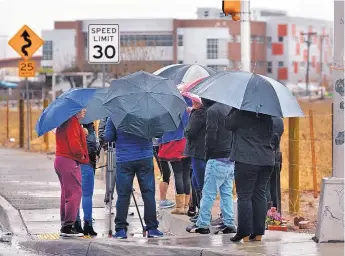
[{"xmin": 0, "ymin": 194, "xmax": 28, "ymax": 237}]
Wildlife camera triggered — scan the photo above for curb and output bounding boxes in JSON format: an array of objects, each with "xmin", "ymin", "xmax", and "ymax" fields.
[
  {"xmin": 160, "ymin": 199, "xmax": 238, "ymax": 236},
  {"xmin": 0, "ymin": 194, "xmax": 28, "ymax": 236}
]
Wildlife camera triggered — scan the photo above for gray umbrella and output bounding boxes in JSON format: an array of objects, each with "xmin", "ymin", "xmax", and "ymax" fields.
[
  {"xmin": 102, "ymin": 71, "xmax": 187, "ymax": 139},
  {"xmin": 80, "ymin": 88, "xmax": 109, "ymax": 124},
  {"xmin": 190, "ymin": 71, "xmax": 304, "ymax": 117}
]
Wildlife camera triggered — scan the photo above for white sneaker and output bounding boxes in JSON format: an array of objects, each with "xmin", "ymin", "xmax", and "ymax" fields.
[{"xmin": 104, "ymin": 203, "xmax": 114, "ymax": 215}]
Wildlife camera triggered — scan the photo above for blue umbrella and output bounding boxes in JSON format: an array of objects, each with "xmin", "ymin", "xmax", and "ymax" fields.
[
  {"xmin": 190, "ymin": 71, "xmax": 304, "ymax": 118},
  {"xmin": 35, "ymin": 88, "xmax": 97, "ymax": 136},
  {"xmin": 103, "ymin": 71, "xmax": 187, "ymax": 139},
  {"xmin": 80, "ymin": 88, "xmax": 109, "ymax": 124}
]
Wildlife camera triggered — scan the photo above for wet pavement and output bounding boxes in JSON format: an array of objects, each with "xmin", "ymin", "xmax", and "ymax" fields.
[{"xmin": 0, "ymin": 148, "xmax": 344, "ymax": 255}]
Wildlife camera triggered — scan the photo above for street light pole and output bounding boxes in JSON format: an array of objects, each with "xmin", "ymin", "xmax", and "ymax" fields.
[
  {"xmin": 301, "ymin": 32, "xmax": 317, "ymax": 98},
  {"xmin": 241, "ymin": 0, "xmax": 251, "ymax": 72}
]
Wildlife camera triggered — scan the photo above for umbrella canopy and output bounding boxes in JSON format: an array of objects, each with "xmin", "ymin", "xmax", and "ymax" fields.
[
  {"xmin": 153, "ymin": 64, "xmax": 217, "ymax": 84},
  {"xmin": 35, "ymin": 88, "xmax": 97, "ymax": 136},
  {"xmin": 177, "ymin": 77, "xmax": 208, "ymax": 104},
  {"xmin": 80, "ymin": 87, "xmax": 109, "ymax": 124},
  {"xmin": 103, "ymin": 71, "xmax": 187, "ymax": 139},
  {"xmin": 189, "ymin": 71, "xmax": 304, "ymax": 118}
]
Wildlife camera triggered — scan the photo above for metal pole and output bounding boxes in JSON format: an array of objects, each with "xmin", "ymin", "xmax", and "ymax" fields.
[
  {"xmin": 25, "ymin": 78, "xmax": 30, "ymax": 151},
  {"xmin": 241, "ymin": 0, "xmax": 251, "ymax": 72},
  {"xmin": 102, "ymin": 64, "xmax": 106, "ymax": 88}
]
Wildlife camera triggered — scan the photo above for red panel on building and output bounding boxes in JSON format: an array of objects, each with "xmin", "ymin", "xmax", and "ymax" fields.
[
  {"xmin": 272, "ymin": 43, "xmax": 284, "ymax": 55},
  {"xmin": 294, "ymin": 61, "xmax": 298, "ymax": 73},
  {"xmin": 296, "ymin": 43, "xmax": 300, "ymax": 55},
  {"xmin": 312, "ymin": 56, "xmax": 316, "ymax": 68},
  {"xmin": 291, "ymin": 24, "xmax": 296, "ymax": 36},
  {"xmin": 303, "ymin": 49, "xmax": 308, "ymax": 62},
  {"xmin": 278, "ymin": 67, "xmax": 288, "ymax": 80},
  {"xmin": 278, "ymin": 24, "xmax": 288, "ymax": 37}
]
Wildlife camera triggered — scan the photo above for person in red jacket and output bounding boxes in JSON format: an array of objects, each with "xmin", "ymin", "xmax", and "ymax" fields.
[{"xmin": 54, "ymin": 108, "xmax": 89, "ymax": 237}]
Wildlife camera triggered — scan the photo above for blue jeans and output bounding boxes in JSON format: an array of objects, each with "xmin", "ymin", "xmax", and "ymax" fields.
[
  {"xmin": 76, "ymin": 164, "xmax": 95, "ymax": 223},
  {"xmin": 191, "ymin": 158, "xmax": 207, "ymax": 193},
  {"xmin": 115, "ymin": 158, "xmax": 158, "ymax": 231},
  {"xmin": 196, "ymin": 159, "xmax": 235, "ymax": 229}
]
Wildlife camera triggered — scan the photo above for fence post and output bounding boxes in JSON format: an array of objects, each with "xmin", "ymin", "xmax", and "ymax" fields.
[
  {"xmin": 289, "ymin": 117, "xmax": 300, "ymax": 214},
  {"xmin": 19, "ymin": 98, "xmax": 24, "ymax": 148},
  {"xmin": 6, "ymin": 96, "xmax": 9, "ymax": 140},
  {"xmin": 43, "ymin": 99, "xmax": 49, "ymax": 151},
  {"xmin": 308, "ymin": 110, "xmax": 318, "ymax": 198},
  {"xmin": 29, "ymin": 101, "xmax": 33, "ymax": 140}
]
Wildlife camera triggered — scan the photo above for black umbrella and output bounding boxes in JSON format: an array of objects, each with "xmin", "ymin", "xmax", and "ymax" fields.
[
  {"xmin": 102, "ymin": 71, "xmax": 187, "ymax": 139},
  {"xmin": 190, "ymin": 71, "xmax": 304, "ymax": 117}
]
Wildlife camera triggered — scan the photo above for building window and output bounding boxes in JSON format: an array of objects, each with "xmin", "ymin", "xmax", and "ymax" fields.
[
  {"xmin": 267, "ymin": 61, "xmax": 272, "ymax": 73},
  {"xmin": 256, "ymin": 36, "xmax": 265, "ymax": 43},
  {"xmin": 278, "ymin": 36, "xmax": 284, "ymax": 42},
  {"xmin": 207, "ymin": 39, "xmax": 218, "ymax": 59},
  {"xmin": 219, "ymin": 12, "xmax": 225, "ymax": 18},
  {"xmin": 178, "ymin": 35, "xmax": 183, "ymax": 47},
  {"xmin": 120, "ymin": 34, "xmax": 173, "ymax": 47},
  {"xmin": 178, "ymin": 60, "xmax": 183, "ymax": 64},
  {"xmin": 251, "ymin": 36, "xmax": 255, "ymax": 43},
  {"xmin": 204, "ymin": 10, "xmax": 209, "ymax": 17},
  {"xmin": 278, "ymin": 61, "xmax": 284, "ymax": 67},
  {"xmin": 300, "ymin": 61, "xmax": 305, "ymax": 68},
  {"xmin": 42, "ymin": 41, "xmax": 53, "ymax": 60}
]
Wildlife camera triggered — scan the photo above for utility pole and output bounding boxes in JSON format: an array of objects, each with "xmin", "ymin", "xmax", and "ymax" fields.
[
  {"xmin": 301, "ymin": 32, "xmax": 317, "ymax": 98},
  {"xmin": 241, "ymin": 0, "xmax": 251, "ymax": 72},
  {"xmin": 319, "ymin": 35, "xmax": 329, "ymax": 99}
]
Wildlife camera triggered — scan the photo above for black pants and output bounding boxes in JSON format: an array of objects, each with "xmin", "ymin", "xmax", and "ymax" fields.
[
  {"xmin": 235, "ymin": 162, "xmax": 273, "ymax": 235},
  {"xmin": 266, "ymin": 162, "xmax": 282, "ymax": 213},
  {"xmin": 170, "ymin": 158, "xmax": 192, "ymax": 195}
]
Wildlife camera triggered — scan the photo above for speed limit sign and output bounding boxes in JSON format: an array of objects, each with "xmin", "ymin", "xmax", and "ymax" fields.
[{"xmin": 88, "ymin": 24, "xmax": 120, "ymax": 64}]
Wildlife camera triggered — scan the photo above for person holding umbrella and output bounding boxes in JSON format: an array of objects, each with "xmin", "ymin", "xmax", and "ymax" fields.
[
  {"xmin": 225, "ymin": 109, "xmax": 275, "ymax": 242},
  {"xmin": 186, "ymin": 98, "xmax": 235, "ymax": 235},
  {"xmin": 104, "ymin": 118, "xmax": 163, "ymax": 239},
  {"xmin": 54, "ymin": 109, "xmax": 89, "ymax": 237},
  {"xmin": 101, "ymin": 71, "xmax": 187, "ymax": 239}
]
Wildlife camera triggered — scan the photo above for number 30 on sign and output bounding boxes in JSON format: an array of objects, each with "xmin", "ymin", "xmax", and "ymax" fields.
[
  {"xmin": 18, "ymin": 60, "xmax": 36, "ymax": 77},
  {"xmin": 88, "ymin": 24, "xmax": 120, "ymax": 64}
]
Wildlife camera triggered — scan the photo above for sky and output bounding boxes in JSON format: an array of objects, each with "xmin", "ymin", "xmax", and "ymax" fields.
[{"xmin": 0, "ymin": 0, "xmax": 335, "ymax": 58}]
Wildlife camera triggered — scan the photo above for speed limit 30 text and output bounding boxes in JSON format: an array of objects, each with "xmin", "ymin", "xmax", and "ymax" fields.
[{"xmin": 91, "ymin": 27, "xmax": 117, "ymax": 42}]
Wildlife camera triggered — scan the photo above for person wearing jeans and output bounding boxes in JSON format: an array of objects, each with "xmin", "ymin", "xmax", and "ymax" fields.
[
  {"xmin": 75, "ymin": 122, "xmax": 98, "ymax": 236},
  {"xmin": 186, "ymin": 98, "xmax": 235, "ymax": 234},
  {"xmin": 225, "ymin": 109, "xmax": 274, "ymax": 243},
  {"xmin": 184, "ymin": 99, "xmax": 207, "ymax": 220},
  {"xmin": 104, "ymin": 118, "xmax": 163, "ymax": 239},
  {"xmin": 54, "ymin": 109, "xmax": 88, "ymax": 237}
]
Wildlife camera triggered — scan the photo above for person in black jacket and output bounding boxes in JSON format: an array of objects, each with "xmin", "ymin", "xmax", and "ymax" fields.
[
  {"xmin": 186, "ymin": 98, "xmax": 236, "ymax": 235},
  {"xmin": 266, "ymin": 117, "xmax": 284, "ymax": 213},
  {"xmin": 225, "ymin": 109, "xmax": 274, "ymax": 242},
  {"xmin": 184, "ymin": 100, "xmax": 206, "ymax": 219}
]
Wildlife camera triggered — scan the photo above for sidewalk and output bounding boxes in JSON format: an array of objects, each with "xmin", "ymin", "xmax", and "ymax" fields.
[
  {"xmin": 0, "ymin": 148, "xmax": 343, "ymax": 256},
  {"xmin": 0, "ymin": 148, "xmax": 145, "ymax": 239}
]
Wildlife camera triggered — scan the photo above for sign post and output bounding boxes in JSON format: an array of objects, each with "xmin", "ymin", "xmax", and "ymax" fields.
[{"xmin": 8, "ymin": 25, "xmax": 44, "ymax": 151}]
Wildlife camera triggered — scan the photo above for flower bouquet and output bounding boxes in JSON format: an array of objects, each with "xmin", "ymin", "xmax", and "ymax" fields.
[{"xmin": 266, "ymin": 207, "xmax": 288, "ymax": 231}]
